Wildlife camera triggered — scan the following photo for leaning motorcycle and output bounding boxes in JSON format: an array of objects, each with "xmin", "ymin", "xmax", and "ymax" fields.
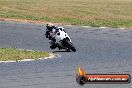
[{"xmin": 50, "ymin": 27, "xmax": 76, "ymax": 52}]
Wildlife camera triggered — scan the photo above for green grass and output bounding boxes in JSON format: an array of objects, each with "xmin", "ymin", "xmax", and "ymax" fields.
[
  {"xmin": 0, "ymin": 48, "xmax": 49, "ymax": 61},
  {"xmin": 0, "ymin": 0, "xmax": 132, "ymax": 27}
]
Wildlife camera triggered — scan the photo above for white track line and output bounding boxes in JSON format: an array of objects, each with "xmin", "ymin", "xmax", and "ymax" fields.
[{"xmin": 0, "ymin": 53, "xmax": 57, "ymax": 63}]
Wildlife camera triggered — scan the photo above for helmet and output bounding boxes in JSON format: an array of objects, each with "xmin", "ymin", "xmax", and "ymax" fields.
[
  {"xmin": 46, "ymin": 23, "xmax": 53, "ymax": 28},
  {"xmin": 46, "ymin": 23, "xmax": 54, "ymax": 31}
]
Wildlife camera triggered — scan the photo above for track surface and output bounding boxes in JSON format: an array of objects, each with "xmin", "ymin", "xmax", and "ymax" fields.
[{"xmin": 0, "ymin": 21, "xmax": 132, "ymax": 88}]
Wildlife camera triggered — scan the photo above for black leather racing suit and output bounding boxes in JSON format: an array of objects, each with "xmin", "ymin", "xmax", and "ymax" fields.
[
  {"xmin": 45, "ymin": 26, "xmax": 58, "ymax": 49},
  {"xmin": 45, "ymin": 26, "xmax": 57, "ymax": 40}
]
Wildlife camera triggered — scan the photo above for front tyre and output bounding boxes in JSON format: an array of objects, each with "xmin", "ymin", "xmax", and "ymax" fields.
[{"xmin": 62, "ymin": 38, "xmax": 76, "ymax": 52}]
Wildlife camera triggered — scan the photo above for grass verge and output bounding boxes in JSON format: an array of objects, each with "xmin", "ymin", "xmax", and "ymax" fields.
[
  {"xmin": 0, "ymin": 48, "xmax": 49, "ymax": 61},
  {"xmin": 0, "ymin": 0, "xmax": 132, "ymax": 28}
]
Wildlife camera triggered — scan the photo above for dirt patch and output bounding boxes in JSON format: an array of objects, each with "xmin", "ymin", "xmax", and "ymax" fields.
[
  {"xmin": 0, "ymin": 18, "xmax": 132, "ymax": 29},
  {"xmin": 0, "ymin": 18, "xmax": 71, "ymax": 26}
]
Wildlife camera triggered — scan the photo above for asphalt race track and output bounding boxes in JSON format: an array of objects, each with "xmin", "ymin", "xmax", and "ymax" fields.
[{"xmin": 0, "ymin": 21, "xmax": 132, "ymax": 88}]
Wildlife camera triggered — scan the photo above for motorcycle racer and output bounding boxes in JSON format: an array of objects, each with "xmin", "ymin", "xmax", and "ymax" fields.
[{"xmin": 45, "ymin": 23, "xmax": 67, "ymax": 49}]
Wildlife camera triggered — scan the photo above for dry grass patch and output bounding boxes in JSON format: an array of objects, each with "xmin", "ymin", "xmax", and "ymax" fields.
[{"xmin": 0, "ymin": 0, "xmax": 132, "ymax": 27}]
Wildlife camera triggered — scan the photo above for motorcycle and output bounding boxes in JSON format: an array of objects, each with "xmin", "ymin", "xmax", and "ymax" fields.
[{"xmin": 49, "ymin": 27, "xmax": 76, "ymax": 52}]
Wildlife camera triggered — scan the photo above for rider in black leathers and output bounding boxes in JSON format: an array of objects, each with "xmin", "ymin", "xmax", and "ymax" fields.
[
  {"xmin": 45, "ymin": 23, "xmax": 67, "ymax": 49},
  {"xmin": 45, "ymin": 23, "xmax": 58, "ymax": 49},
  {"xmin": 45, "ymin": 23, "xmax": 57, "ymax": 39}
]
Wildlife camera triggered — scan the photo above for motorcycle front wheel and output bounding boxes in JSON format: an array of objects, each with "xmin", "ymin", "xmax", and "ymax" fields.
[{"xmin": 62, "ymin": 38, "xmax": 76, "ymax": 52}]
